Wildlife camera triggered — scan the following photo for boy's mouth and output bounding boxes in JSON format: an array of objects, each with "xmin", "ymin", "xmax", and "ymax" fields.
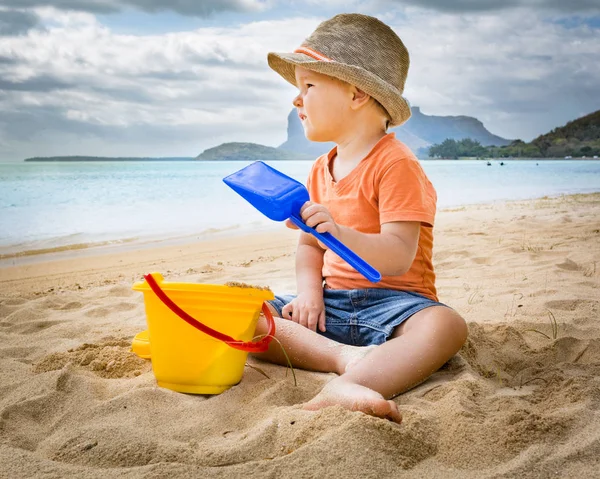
[{"xmin": 298, "ymin": 113, "xmax": 307, "ymax": 121}]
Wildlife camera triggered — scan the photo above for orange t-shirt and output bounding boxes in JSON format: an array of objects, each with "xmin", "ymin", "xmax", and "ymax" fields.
[{"xmin": 307, "ymin": 132, "xmax": 438, "ymax": 301}]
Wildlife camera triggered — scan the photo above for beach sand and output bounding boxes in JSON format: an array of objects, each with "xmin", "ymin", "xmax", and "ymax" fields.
[{"xmin": 1, "ymin": 193, "xmax": 599, "ymax": 478}]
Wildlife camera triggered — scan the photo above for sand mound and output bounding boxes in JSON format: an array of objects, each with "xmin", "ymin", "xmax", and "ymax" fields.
[{"xmin": 33, "ymin": 338, "xmax": 151, "ymax": 379}]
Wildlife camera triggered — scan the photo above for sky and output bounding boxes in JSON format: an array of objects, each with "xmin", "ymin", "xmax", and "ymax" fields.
[{"xmin": 0, "ymin": 0, "xmax": 599, "ymax": 160}]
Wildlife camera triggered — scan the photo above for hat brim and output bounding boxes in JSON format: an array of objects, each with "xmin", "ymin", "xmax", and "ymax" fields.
[{"xmin": 268, "ymin": 52, "xmax": 411, "ymax": 127}]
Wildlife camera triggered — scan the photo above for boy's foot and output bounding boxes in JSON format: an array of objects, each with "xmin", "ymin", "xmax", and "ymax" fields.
[{"xmin": 303, "ymin": 378, "xmax": 402, "ymax": 424}]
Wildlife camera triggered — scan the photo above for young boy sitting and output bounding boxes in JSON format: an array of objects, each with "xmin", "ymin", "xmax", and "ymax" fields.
[{"xmin": 254, "ymin": 13, "xmax": 468, "ymax": 424}]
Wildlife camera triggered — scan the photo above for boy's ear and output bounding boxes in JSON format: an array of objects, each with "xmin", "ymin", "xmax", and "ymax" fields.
[{"xmin": 349, "ymin": 86, "xmax": 371, "ymax": 109}]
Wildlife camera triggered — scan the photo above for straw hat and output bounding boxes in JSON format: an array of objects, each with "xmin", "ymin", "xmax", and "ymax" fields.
[{"xmin": 268, "ymin": 13, "xmax": 411, "ymax": 127}]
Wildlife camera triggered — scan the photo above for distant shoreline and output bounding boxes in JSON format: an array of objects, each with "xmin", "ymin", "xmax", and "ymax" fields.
[
  {"xmin": 23, "ymin": 157, "xmax": 309, "ymax": 162},
  {"xmin": 428, "ymin": 157, "xmax": 600, "ymax": 161},
  {"xmin": 24, "ymin": 157, "xmax": 195, "ymax": 162},
  {"xmin": 22, "ymin": 157, "xmax": 600, "ymax": 162}
]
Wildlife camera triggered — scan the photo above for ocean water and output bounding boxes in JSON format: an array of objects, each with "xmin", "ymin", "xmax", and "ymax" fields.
[{"xmin": 1, "ymin": 159, "xmax": 599, "ymax": 256}]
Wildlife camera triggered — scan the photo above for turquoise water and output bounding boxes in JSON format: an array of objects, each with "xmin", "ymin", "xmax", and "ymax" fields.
[{"xmin": 1, "ymin": 159, "xmax": 599, "ymax": 254}]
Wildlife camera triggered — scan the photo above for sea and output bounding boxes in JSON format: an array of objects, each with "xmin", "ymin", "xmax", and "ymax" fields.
[{"xmin": 1, "ymin": 159, "xmax": 599, "ymax": 261}]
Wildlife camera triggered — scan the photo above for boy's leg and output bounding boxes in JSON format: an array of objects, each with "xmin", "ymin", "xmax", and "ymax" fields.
[
  {"xmin": 253, "ymin": 307, "xmax": 401, "ymax": 422},
  {"xmin": 304, "ymin": 306, "xmax": 467, "ymax": 421},
  {"xmin": 252, "ymin": 304, "xmax": 372, "ymax": 376}
]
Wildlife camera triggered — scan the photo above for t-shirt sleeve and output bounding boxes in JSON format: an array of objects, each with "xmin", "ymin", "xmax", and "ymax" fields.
[{"xmin": 377, "ymin": 158, "xmax": 437, "ymax": 227}]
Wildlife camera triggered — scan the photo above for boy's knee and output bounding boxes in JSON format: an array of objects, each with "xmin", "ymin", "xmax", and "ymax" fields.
[
  {"xmin": 417, "ymin": 306, "xmax": 468, "ymax": 349},
  {"xmin": 448, "ymin": 309, "xmax": 468, "ymax": 347}
]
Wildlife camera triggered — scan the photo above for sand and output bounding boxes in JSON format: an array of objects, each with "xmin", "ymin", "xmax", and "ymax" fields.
[{"xmin": 1, "ymin": 193, "xmax": 599, "ymax": 478}]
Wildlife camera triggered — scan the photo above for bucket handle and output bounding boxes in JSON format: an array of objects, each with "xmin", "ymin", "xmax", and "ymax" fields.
[{"xmin": 144, "ymin": 274, "xmax": 275, "ymax": 353}]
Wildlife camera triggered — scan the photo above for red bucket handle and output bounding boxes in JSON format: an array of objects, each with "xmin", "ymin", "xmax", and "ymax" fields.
[{"xmin": 144, "ymin": 274, "xmax": 275, "ymax": 353}]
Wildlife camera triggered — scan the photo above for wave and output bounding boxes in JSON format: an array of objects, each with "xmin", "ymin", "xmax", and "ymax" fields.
[
  {"xmin": 0, "ymin": 237, "xmax": 140, "ymax": 260},
  {"xmin": 0, "ymin": 221, "xmax": 275, "ymax": 262}
]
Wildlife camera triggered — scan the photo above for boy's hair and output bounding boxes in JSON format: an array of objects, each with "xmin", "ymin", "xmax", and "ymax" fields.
[
  {"xmin": 373, "ymin": 99, "xmax": 392, "ymax": 130},
  {"xmin": 268, "ymin": 13, "xmax": 411, "ymax": 127}
]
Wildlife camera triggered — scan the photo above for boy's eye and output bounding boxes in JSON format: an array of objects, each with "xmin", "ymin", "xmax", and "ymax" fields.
[{"xmin": 306, "ymin": 83, "xmax": 313, "ymax": 89}]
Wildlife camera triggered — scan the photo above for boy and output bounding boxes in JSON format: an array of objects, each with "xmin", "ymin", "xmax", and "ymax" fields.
[{"xmin": 254, "ymin": 13, "xmax": 467, "ymax": 424}]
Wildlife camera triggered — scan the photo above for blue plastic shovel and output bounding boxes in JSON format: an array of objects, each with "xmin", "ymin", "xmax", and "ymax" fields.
[{"xmin": 223, "ymin": 161, "xmax": 381, "ymax": 283}]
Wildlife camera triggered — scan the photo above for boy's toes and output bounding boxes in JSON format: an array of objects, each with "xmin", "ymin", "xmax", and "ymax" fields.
[
  {"xmin": 303, "ymin": 379, "xmax": 402, "ymax": 424},
  {"xmin": 370, "ymin": 399, "xmax": 402, "ymax": 424}
]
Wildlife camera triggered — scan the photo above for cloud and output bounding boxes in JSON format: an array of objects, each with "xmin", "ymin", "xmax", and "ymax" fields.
[
  {"xmin": 378, "ymin": 0, "xmax": 600, "ymax": 13},
  {"xmin": 0, "ymin": 9, "xmax": 40, "ymax": 35},
  {"xmin": 0, "ymin": 6, "xmax": 598, "ymax": 160},
  {"xmin": 0, "ymin": 11, "xmax": 321, "ymax": 159},
  {"xmin": 0, "ymin": 0, "xmax": 271, "ymax": 16},
  {"xmin": 7, "ymin": 0, "xmax": 599, "ymax": 16},
  {"xmin": 0, "ymin": 74, "xmax": 71, "ymax": 91},
  {"xmin": 390, "ymin": 7, "xmax": 600, "ymax": 140}
]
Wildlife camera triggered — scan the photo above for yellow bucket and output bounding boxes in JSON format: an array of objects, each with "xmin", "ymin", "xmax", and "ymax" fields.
[{"xmin": 132, "ymin": 273, "xmax": 275, "ymax": 394}]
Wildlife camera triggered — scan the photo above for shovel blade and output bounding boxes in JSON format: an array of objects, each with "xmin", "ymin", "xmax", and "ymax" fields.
[{"xmin": 223, "ymin": 161, "xmax": 309, "ymax": 221}]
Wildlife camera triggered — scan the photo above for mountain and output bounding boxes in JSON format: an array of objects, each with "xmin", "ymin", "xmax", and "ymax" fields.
[
  {"xmin": 278, "ymin": 106, "xmax": 511, "ymax": 158},
  {"xmin": 406, "ymin": 107, "xmax": 511, "ymax": 147},
  {"xmin": 195, "ymin": 142, "xmax": 311, "ymax": 161}
]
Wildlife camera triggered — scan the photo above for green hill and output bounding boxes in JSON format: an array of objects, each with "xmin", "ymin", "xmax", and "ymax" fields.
[
  {"xmin": 428, "ymin": 110, "xmax": 600, "ymax": 159},
  {"xmin": 196, "ymin": 142, "xmax": 311, "ymax": 161},
  {"xmin": 531, "ymin": 110, "xmax": 600, "ymax": 157}
]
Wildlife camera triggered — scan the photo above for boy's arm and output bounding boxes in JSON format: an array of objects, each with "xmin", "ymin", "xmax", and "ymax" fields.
[
  {"xmin": 281, "ymin": 230, "xmax": 325, "ymax": 332},
  {"xmin": 336, "ymin": 221, "xmax": 420, "ymax": 277},
  {"xmin": 295, "ymin": 231, "xmax": 325, "ymax": 294},
  {"xmin": 294, "ymin": 205, "xmax": 419, "ymax": 278}
]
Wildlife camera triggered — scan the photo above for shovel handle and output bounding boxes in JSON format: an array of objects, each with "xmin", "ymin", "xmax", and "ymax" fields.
[{"xmin": 289, "ymin": 216, "xmax": 381, "ymax": 283}]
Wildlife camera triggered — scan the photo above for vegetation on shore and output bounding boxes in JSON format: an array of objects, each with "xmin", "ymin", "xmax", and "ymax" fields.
[{"xmin": 428, "ymin": 110, "xmax": 600, "ymax": 159}]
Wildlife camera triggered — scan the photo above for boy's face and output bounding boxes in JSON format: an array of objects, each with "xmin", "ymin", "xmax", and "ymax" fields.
[{"xmin": 293, "ymin": 67, "xmax": 353, "ymax": 142}]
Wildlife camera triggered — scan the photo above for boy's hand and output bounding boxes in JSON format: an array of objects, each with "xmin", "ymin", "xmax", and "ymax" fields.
[
  {"xmin": 301, "ymin": 201, "xmax": 341, "ymax": 236},
  {"xmin": 284, "ymin": 202, "xmax": 340, "ymax": 249},
  {"xmin": 281, "ymin": 290, "xmax": 326, "ymax": 332}
]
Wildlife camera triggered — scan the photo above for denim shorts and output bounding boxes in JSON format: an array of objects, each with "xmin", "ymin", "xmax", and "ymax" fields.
[{"xmin": 267, "ymin": 288, "xmax": 447, "ymax": 347}]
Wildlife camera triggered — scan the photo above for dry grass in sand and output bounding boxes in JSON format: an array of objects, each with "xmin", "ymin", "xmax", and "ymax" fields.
[{"xmin": 0, "ymin": 193, "xmax": 599, "ymax": 478}]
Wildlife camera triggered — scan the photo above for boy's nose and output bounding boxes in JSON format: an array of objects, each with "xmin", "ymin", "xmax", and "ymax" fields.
[{"xmin": 292, "ymin": 93, "xmax": 303, "ymax": 107}]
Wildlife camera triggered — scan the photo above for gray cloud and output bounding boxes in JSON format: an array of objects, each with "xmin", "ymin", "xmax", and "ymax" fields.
[
  {"xmin": 0, "ymin": 0, "xmax": 266, "ymax": 16},
  {"xmin": 0, "ymin": 105, "xmax": 97, "ymax": 140},
  {"xmin": 0, "ymin": 74, "xmax": 72, "ymax": 91},
  {"xmin": 0, "ymin": 100, "xmax": 285, "ymax": 159},
  {"xmin": 0, "ymin": 14, "xmax": 300, "ymax": 160},
  {"xmin": 0, "ymin": 1, "xmax": 118, "ymax": 14},
  {"xmin": 0, "ymin": 10, "xmax": 598, "ymax": 160},
  {"xmin": 395, "ymin": 8, "xmax": 600, "ymax": 140},
  {"xmin": 382, "ymin": 0, "xmax": 600, "ymax": 13},
  {"xmin": 1, "ymin": 105, "xmax": 188, "ymax": 142},
  {"xmin": 138, "ymin": 70, "xmax": 206, "ymax": 81},
  {"xmin": 1, "ymin": 0, "xmax": 599, "ymax": 19},
  {"xmin": 0, "ymin": 9, "xmax": 40, "ymax": 35},
  {"xmin": 83, "ymin": 81, "xmax": 277, "ymax": 107},
  {"xmin": 1, "ymin": 0, "xmax": 598, "ymax": 21}
]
